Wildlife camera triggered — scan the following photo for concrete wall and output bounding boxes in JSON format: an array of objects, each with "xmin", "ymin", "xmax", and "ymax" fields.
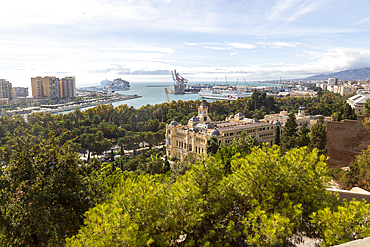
[
  {"xmin": 327, "ymin": 188, "xmax": 370, "ymax": 203},
  {"xmin": 326, "ymin": 114, "xmax": 370, "ymax": 168},
  {"xmin": 333, "ymin": 237, "xmax": 370, "ymax": 247}
]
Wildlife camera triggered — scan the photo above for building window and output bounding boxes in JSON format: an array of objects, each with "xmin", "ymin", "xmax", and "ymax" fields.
[{"xmin": 189, "ymin": 144, "xmax": 192, "ymax": 151}]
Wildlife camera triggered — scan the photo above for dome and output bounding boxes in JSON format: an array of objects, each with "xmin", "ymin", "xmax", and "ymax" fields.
[
  {"xmin": 229, "ymin": 114, "xmax": 235, "ymax": 119},
  {"xmin": 200, "ymin": 100, "xmax": 207, "ymax": 109},
  {"xmin": 189, "ymin": 116, "xmax": 199, "ymax": 122},
  {"xmin": 235, "ymin": 112, "xmax": 244, "ymax": 117},
  {"xmin": 188, "ymin": 128, "xmax": 195, "ymax": 132},
  {"xmin": 210, "ymin": 128, "xmax": 221, "ymax": 137},
  {"xmin": 273, "ymin": 120, "xmax": 281, "ymax": 127},
  {"xmin": 169, "ymin": 120, "xmax": 178, "ymax": 127},
  {"xmin": 299, "ymin": 105, "xmax": 306, "ymax": 110}
]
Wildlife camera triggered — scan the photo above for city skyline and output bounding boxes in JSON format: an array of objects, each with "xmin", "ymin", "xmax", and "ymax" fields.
[{"xmin": 1, "ymin": 0, "xmax": 370, "ymax": 87}]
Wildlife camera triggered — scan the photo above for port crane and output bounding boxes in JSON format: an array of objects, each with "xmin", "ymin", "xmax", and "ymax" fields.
[
  {"xmin": 171, "ymin": 70, "xmax": 188, "ymax": 94},
  {"xmin": 164, "ymin": 88, "xmax": 170, "ymax": 103}
]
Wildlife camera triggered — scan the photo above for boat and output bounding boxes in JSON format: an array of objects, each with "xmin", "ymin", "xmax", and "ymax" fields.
[
  {"xmin": 199, "ymin": 86, "xmax": 252, "ymax": 100},
  {"xmin": 79, "ymin": 78, "xmax": 130, "ymax": 93}
]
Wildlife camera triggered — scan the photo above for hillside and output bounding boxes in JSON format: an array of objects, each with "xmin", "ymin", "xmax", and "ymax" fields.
[{"xmin": 305, "ymin": 67, "xmax": 370, "ymax": 81}]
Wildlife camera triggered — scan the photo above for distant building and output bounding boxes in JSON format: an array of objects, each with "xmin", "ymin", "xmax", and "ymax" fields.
[
  {"xmin": 0, "ymin": 79, "xmax": 13, "ymax": 99},
  {"xmin": 43, "ymin": 77, "xmax": 60, "ymax": 99},
  {"xmin": 31, "ymin": 76, "xmax": 75, "ymax": 99},
  {"xmin": 328, "ymin": 78, "xmax": 338, "ymax": 85},
  {"xmin": 12, "ymin": 87, "xmax": 29, "ymax": 98},
  {"xmin": 327, "ymin": 84, "xmax": 358, "ymax": 96},
  {"xmin": 347, "ymin": 93, "xmax": 370, "ymax": 114},
  {"xmin": 316, "ymin": 83, "xmax": 327, "ymax": 90},
  {"xmin": 264, "ymin": 106, "xmax": 311, "ymax": 128},
  {"xmin": 165, "ymin": 101, "xmax": 276, "ymax": 160},
  {"xmin": 60, "ymin": 77, "xmax": 76, "ymax": 98}
]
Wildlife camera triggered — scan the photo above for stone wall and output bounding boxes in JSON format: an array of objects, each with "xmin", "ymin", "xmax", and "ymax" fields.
[
  {"xmin": 326, "ymin": 114, "xmax": 370, "ymax": 168},
  {"xmin": 333, "ymin": 237, "xmax": 370, "ymax": 247},
  {"xmin": 327, "ymin": 188, "xmax": 370, "ymax": 203}
]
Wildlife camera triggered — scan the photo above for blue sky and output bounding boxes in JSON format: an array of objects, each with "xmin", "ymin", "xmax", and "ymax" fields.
[{"xmin": 1, "ymin": 0, "xmax": 370, "ymax": 87}]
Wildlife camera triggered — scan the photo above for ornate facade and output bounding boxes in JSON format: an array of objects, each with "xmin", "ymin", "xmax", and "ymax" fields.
[{"xmin": 165, "ymin": 101, "xmax": 277, "ymax": 160}]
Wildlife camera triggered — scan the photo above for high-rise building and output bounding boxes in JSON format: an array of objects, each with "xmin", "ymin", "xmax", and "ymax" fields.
[
  {"xmin": 31, "ymin": 76, "xmax": 60, "ymax": 99},
  {"xmin": 43, "ymin": 77, "xmax": 60, "ymax": 99},
  {"xmin": 60, "ymin": 76, "xmax": 76, "ymax": 98},
  {"xmin": 12, "ymin": 87, "xmax": 29, "ymax": 98},
  {"xmin": 328, "ymin": 78, "xmax": 338, "ymax": 85},
  {"xmin": 0, "ymin": 79, "xmax": 13, "ymax": 99},
  {"xmin": 31, "ymin": 77, "xmax": 45, "ymax": 99}
]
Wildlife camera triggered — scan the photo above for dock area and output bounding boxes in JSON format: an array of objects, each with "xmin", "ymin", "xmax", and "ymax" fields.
[{"xmin": 42, "ymin": 94, "xmax": 142, "ymax": 114}]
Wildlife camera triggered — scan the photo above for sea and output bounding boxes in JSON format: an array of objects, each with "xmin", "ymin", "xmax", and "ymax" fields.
[{"xmin": 62, "ymin": 81, "xmax": 279, "ymax": 114}]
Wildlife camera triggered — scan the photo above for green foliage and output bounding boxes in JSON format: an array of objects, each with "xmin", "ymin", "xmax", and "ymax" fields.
[
  {"xmin": 332, "ymin": 103, "xmax": 357, "ymax": 121},
  {"xmin": 309, "ymin": 116, "xmax": 327, "ymax": 156},
  {"xmin": 206, "ymin": 136, "xmax": 219, "ymax": 155},
  {"xmin": 296, "ymin": 122, "xmax": 310, "ymax": 147},
  {"xmin": 0, "ymin": 129, "xmax": 102, "ymax": 246},
  {"xmin": 311, "ymin": 200, "xmax": 370, "ymax": 246},
  {"xmin": 338, "ymin": 145, "xmax": 370, "ymax": 191},
  {"xmin": 281, "ymin": 112, "xmax": 298, "ymax": 152},
  {"xmin": 274, "ymin": 125, "xmax": 280, "ymax": 145},
  {"xmin": 67, "ymin": 146, "xmax": 335, "ymax": 246},
  {"xmin": 365, "ymin": 98, "xmax": 370, "ymax": 113}
]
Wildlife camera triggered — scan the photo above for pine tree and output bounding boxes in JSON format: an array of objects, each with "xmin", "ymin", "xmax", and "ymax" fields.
[
  {"xmin": 110, "ymin": 148, "xmax": 115, "ymax": 161},
  {"xmin": 342, "ymin": 103, "xmax": 356, "ymax": 120},
  {"xmin": 281, "ymin": 112, "xmax": 298, "ymax": 152},
  {"xmin": 309, "ymin": 116, "xmax": 327, "ymax": 156},
  {"xmin": 296, "ymin": 122, "xmax": 310, "ymax": 147},
  {"xmin": 207, "ymin": 136, "xmax": 219, "ymax": 155},
  {"xmin": 274, "ymin": 125, "xmax": 280, "ymax": 145}
]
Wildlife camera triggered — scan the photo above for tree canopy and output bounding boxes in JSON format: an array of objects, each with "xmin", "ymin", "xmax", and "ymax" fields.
[{"xmin": 67, "ymin": 146, "xmax": 337, "ymax": 246}]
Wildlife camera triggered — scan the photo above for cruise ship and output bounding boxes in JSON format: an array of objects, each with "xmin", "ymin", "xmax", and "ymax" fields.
[
  {"xmin": 103, "ymin": 78, "xmax": 130, "ymax": 91},
  {"xmin": 199, "ymin": 87, "xmax": 251, "ymax": 100},
  {"xmin": 79, "ymin": 78, "xmax": 130, "ymax": 93}
]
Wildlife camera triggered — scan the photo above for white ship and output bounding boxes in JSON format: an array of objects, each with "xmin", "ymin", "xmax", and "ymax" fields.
[
  {"xmin": 79, "ymin": 78, "xmax": 130, "ymax": 93},
  {"xmin": 199, "ymin": 87, "xmax": 251, "ymax": 100}
]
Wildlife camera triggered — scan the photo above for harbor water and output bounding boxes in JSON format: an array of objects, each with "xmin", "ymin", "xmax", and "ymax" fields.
[
  {"xmin": 59, "ymin": 81, "xmax": 280, "ymax": 114},
  {"xmin": 111, "ymin": 81, "xmax": 279, "ymax": 109}
]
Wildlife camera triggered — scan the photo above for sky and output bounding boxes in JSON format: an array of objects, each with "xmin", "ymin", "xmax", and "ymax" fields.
[{"xmin": 1, "ymin": 0, "xmax": 370, "ymax": 87}]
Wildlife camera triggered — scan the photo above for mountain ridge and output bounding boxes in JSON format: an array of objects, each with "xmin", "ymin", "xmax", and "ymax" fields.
[{"xmin": 304, "ymin": 67, "xmax": 370, "ymax": 81}]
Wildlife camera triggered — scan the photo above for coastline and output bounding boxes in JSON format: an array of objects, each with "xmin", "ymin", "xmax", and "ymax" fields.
[{"xmin": 37, "ymin": 94, "xmax": 142, "ymax": 115}]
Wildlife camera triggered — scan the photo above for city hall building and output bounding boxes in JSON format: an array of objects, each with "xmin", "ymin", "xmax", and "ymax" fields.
[{"xmin": 165, "ymin": 101, "xmax": 278, "ymax": 160}]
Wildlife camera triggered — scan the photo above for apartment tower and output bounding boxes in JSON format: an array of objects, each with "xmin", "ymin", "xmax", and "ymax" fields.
[
  {"xmin": 60, "ymin": 76, "xmax": 76, "ymax": 98},
  {"xmin": 0, "ymin": 79, "xmax": 13, "ymax": 99},
  {"xmin": 31, "ymin": 76, "xmax": 60, "ymax": 99}
]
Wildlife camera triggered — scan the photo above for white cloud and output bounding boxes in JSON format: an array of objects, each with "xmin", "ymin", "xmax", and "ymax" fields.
[
  {"xmin": 183, "ymin": 42, "xmax": 197, "ymax": 46},
  {"xmin": 99, "ymin": 46, "xmax": 175, "ymax": 54},
  {"xmin": 229, "ymin": 42, "xmax": 256, "ymax": 49},
  {"xmin": 204, "ymin": 46, "xmax": 231, "ymax": 50},
  {"xmin": 258, "ymin": 41, "xmax": 300, "ymax": 48},
  {"xmin": 269, "ymin": 0, "xmax": 324, "ymax": 22}
]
